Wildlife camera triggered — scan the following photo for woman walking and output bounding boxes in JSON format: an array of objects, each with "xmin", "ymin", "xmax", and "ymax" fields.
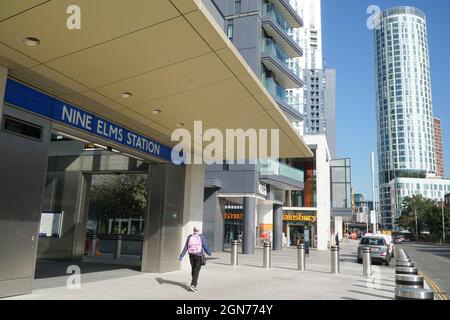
[{"xmin": 179, "ymin": 226, "xmax": 211, "ymax": 292}]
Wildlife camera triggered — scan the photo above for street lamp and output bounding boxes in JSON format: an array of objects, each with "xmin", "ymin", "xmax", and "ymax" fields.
[{"xmin": 414, "ymin": 208, "xmax": 419, "ymax": 242}]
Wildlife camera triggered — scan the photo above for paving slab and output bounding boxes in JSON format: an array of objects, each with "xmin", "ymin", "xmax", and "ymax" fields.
[{"xmin": 4, "ymin": 240, "xmax": 396, "ymax": 300}]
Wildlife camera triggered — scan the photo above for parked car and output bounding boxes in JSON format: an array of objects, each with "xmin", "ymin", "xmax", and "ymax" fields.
[
  {"xmin": 365, "ymin": 233, "xmax": 394, "ymax": 258},
  {"xmin": 357, "ymin": 236, "xmax": 391, "ymax": 266}
]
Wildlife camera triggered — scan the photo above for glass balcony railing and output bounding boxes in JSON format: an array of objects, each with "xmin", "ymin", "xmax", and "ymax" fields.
[
  {"xmin": 261, "ymin": 38, "xmax": 301, "ymax": 78},
  {"xmin": 258, "ymin": 159, "xmax": 304, "ymax": 183},
  {"xmin": 262, "ymin": 3, "xmax": 294, "ymax": 35},
  {"xmin": 262, "ymin": 77, "xmax": 300, "ymax": 114}
]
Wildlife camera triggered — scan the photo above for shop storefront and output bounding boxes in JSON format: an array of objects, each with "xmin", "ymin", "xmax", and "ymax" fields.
[
  {"xmin": 283, "ymin": 211, "xmax": 317, "ymax": 248},
  {"xmin": 222, "ymin": 206, "xmax": 318, "ymax": 248}
]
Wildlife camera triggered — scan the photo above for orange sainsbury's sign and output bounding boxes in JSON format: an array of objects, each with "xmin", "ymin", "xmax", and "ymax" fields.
[
  {"xmin": 283, "ymin": 214, "xmax": 317, "ymax": 222},
  {"xmin": 223, "ymin": 212, "xmax": 317, "ymax": 222}
]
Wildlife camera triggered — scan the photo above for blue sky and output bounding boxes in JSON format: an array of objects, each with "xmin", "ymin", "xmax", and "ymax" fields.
[{"xmin": 322, "ymin": 0, "xmax": 450, "ymax": 199}]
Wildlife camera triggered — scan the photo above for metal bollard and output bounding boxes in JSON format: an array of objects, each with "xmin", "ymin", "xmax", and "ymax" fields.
[
  {"xmin": 231, "ymin": 240, "xmax": 238, "ymax": 266},
  {"xmin": 396, "ymin": 257, "xmax": 412, "ymax": 263},
  {"xmin": 331, "ymin": 246, "xmax": 339, "ymax": 274},
  {"xmin": 395, "ymin": 287, "xmax": 434, "ymax": 300},
  {"xmin": 395, "ymin": 266, "xmax": 418, "ymax": 275},
  {"xmin": 114, "ymin": 235, "xmax": 122, "ymax": 259},
  {"xmin": 395, "ymin": 274, "xmax": 424, "ymax": 289},
  {"xmin": 362, "ymin": 247, "xmax": 372, "ymax": 276},
  {"xmin": 395, "ymin": 261, "xmax": 414, "ymax": 268},
  {"xmin": 89, "ymin": 234, "xmax": 97, "ymax": 258},
  {"xmin": 263, "ymin": 241, "xmax": 271, "ymax": 268},
  {"xmin": 297, "ymin": 244, "xmax": 305, "ymax": 271}
]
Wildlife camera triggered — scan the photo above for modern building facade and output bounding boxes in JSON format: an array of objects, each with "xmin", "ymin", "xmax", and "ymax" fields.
[
  {"xmin": 390, "ymin": 177, "xmax": 450, "ymax": 218},
  {"xmin": 302, "ymin": 68, "xmax": 336, "ymax": 157},
  {"xmin": 352, "ymin": 193, "xmax": 375, "ymax": 226},
  {"xmin": 375, "ymin": 6, "xmax": 436, "ymax": 229},
  {"xmin": 0, "ymin": 0, "xmax": 312, "ymax": 298},
  {"xmin": 283, "ymin": 134, "xmax": 331, "ymax": 249},
  {"xmin": 330, "ymin": 158, "xmax": 352, "ymax": 239},
  {"xmin": 203, "ymin": 0, "xmax": 316, "ymax": 254},
  {"xmin": 445, "ymin": 192, "xmax": 450, "ymax": 209},
  {"xmin": 434, "ymin": 117, "xmax": 445, "ymax": 178},
  {"xmin": 286, "ymin": 0, "xmax": 336, "ymax": 158}
]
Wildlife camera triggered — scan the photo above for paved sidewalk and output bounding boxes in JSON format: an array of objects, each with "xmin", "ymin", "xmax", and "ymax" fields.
[{"xmin": 5, "ymin": 240, "xmax": 396, "ymax": 300}]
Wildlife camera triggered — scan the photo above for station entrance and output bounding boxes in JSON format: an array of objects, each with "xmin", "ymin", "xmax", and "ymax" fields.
[
  {"xmin": 33, "ymin": 131, "xmax": 151, "ymax": 287},
  {"xmin": 0, "ymin": 81, "xmax": 203, "ymax": 298}
]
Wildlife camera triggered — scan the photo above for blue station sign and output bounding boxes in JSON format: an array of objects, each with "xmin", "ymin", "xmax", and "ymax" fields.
[{"xmin": 4, "ymin": 79, "xmax": 172, "ymax": 162}]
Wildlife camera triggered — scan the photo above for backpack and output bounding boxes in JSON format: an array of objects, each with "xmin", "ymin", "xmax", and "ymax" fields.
[{"xmin": 188, "ymin": 234, "xmax": 203, "ymax": 254}]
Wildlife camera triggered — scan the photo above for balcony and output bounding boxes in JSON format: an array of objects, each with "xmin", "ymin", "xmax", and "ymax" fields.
[
  {"xmin": 258, "ymin": 159, "xmax": 304, "ymax": 190},
  {"xmin": 261, "ymin": 3, "xmax": 303, "ymax": 58},
  {"xmin": 262, "ymin": 77, "xmax": 303, "ymax": 121},
  {"xmin": 272, "ymin": 0, "xmax": 304, "ymax": 28},
  {"xmin": 261, "ymin": 38, "xmax": 303, "ymax": 89}
]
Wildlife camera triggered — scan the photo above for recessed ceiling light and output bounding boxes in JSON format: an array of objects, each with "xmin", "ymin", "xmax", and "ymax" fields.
[
  {"xmin": 121, "ymin": 92, "xmax": 132, "ymax": 98},
  {"xmin": 23, "ymin": 37, "xmax": 40, "ymax": 47},
  {"xmin": 152, "ymin": 109, "xmax": 162, "ymax": 114},
  {"xmin": 176, "ymin": 123, "xmax": 184, "ymax": 127}
]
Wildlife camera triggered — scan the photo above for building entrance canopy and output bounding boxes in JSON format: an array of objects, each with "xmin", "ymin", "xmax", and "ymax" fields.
[{"xmin": 0, "ymin": 0, "xmax": 312, "ymax": 161}]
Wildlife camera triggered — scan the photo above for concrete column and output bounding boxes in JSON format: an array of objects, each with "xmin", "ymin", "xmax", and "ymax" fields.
[
  {"xmin": 243, "ymin": 197, "xmax": 256, "ymax": 254},
  {"xmin": 334, "ymin": 216, "xmax": 343, "ymax": 243},
  {"xmin": 142, "ymin": 164, "xmax": 185, "ymax": 273},
  {"xmin": 306, "ymin": 136, "xmax": 331, "ymax": 251},
  {"xmin": 257, "ymin": 204, "xmax": 272, "ymax": 246},
  {"xmin": 180, "ymin": 164, "xmax": 205, "ymax": 270},
  {"xmin": 273, "ymin": 203, "xmax": 283, "ymax": 251},
  {"xmin": 0, "ymin": 65, "xmax": 7, "ymax": 119},
  {"xmin": 203, "ymin": 188, "xmax": 225, "ymax": 252},
  {"xmin": 141, "ymin": 164, "xmax": 205, "ymax": 273}
]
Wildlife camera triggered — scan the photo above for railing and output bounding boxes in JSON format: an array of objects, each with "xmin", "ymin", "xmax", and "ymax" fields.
[
  {"xmin": 258, "ymin": 158, "xmax": 304, "ymax": 182},
  {"xmin": 261, "ymin": 38, "xmax": 301, "ymax": 78},
  {"xmin": 262, "ymin": 3, "xmax": 294, "ymax": 34},
  {"xmin": 262, "ymin": 77, "xmax": 301, "ymax": 115}
]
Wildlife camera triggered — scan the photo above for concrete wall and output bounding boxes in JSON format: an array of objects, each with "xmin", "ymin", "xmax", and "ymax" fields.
[
  {"xmin": 214, "ymin": 0, "xmax": 259, "ymax": 16},
  {"xmin": 205, "ymin": 164, "xmax": 259, "ymax": 194},
  {"xmin": 0, "ymin": 104, "xmax": 51, "ymax": 298}
]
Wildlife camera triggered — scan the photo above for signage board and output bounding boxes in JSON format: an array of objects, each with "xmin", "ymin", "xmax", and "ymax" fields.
[
  {"xmin": 258, "ymin": 184, "xmax": 267, "ymax": 196},
  {"xmin": 4, "ymin": 79, "xmax": 172, "ymax": 162},
  {"xmin": 39, "ymin": 211, "xmax": 64, "ymax": 238}
]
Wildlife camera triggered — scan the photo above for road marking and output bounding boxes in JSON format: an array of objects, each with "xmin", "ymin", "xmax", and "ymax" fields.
[
  {"xmin": 424, "ymin": 252, "xmax": 450, "ymax": 264},
  {"xmin": 420, "ymin": 272, "xmax": 448, "ymax": 300}
]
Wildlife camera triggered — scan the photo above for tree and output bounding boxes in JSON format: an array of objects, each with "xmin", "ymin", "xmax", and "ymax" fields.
[
  {"xmin": 90, "ymin": 174, "xmax": 148, "ymax": 235},
  {"xmin": 399, "ymin": 195, "xmax": 450, "ymax": 242}
]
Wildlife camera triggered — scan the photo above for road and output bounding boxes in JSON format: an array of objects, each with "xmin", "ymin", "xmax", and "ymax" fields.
[{"xmin": 398, "ymin": 242, "xmax": 450, "ymax": 300}]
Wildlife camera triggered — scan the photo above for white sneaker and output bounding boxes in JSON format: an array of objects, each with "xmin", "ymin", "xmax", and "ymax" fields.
[{"xmin": 190, "ymin": 286, "xmax": 198, "ymax": 292}]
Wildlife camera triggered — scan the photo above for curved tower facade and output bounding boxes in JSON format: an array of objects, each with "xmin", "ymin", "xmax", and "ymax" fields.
[{"xmin": 374, "ymin": 7, "xmax": 435, "ymax": 229}]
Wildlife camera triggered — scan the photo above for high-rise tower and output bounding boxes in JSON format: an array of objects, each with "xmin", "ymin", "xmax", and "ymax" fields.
[{"xmin": 374, "ymin": 7, "xmax": 436, "ymax": 229}]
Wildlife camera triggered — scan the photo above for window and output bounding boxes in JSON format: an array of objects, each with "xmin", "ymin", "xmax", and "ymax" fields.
[
  {"xmin": 227, "ymin": 24, "xmax": 233, "ymax": 39},
  {"xmin": 2, "ymin": 116, "xmax": 43, "ymax": 141},
  {"xmin": 235, "ymin": 0, "xmax": 241, "ymax": 14}
]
